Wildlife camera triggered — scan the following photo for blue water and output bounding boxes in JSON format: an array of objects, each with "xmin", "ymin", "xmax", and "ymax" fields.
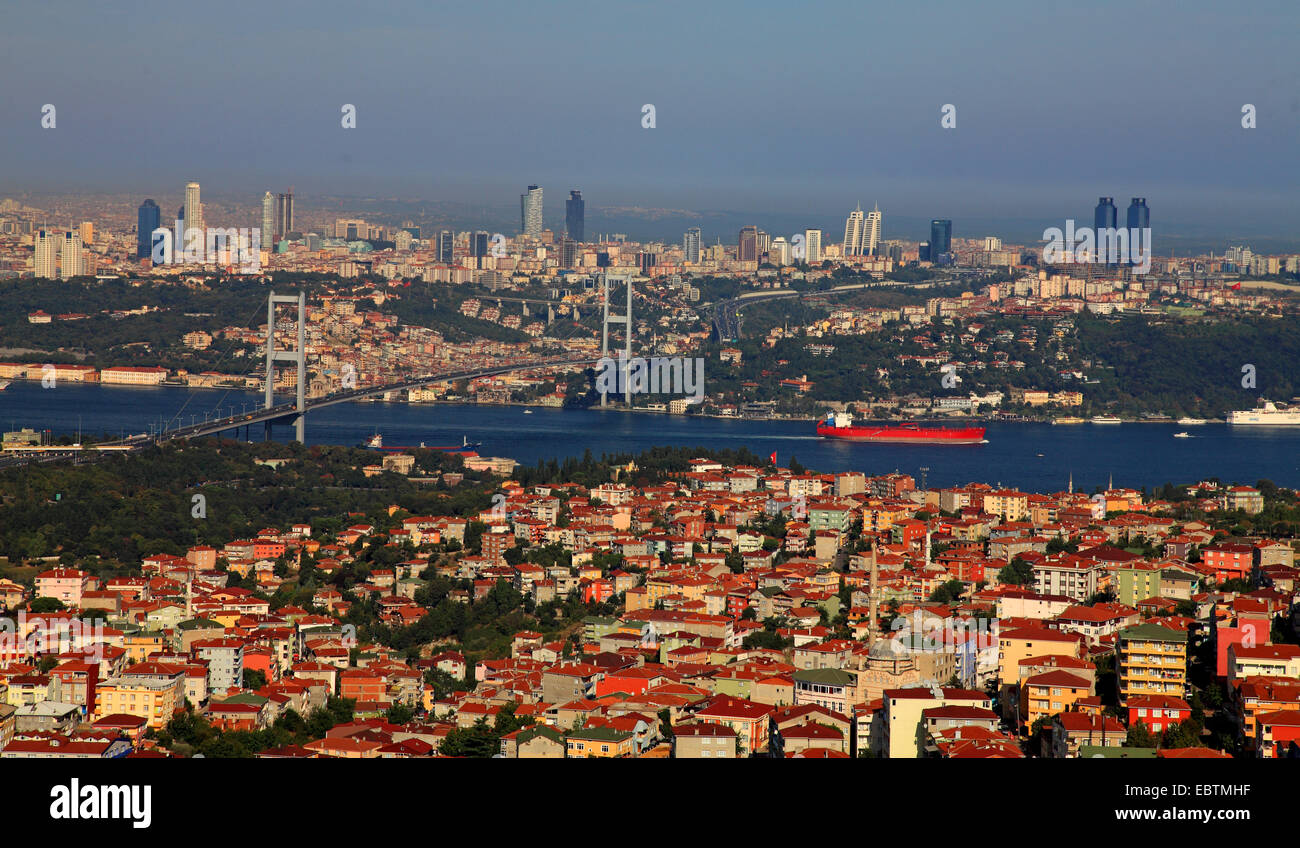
[{"xmin": 3, "ymin": 381, "xmax": 1298, "ymax": 492}]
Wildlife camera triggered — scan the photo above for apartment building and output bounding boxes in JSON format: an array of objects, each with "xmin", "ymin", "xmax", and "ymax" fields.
[{"xmin": 1117, "ymin": 623, "xmax": 1187, "ymax": 705}]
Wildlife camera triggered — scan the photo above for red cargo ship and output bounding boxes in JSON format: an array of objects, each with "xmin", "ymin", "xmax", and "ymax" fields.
[{"xmin": 816, "ymin": 412, "xmax": 985, "ymax": 444}]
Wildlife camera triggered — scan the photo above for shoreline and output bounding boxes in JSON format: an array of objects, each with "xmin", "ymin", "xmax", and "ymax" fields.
[{"xmin": 1, "ymin": 379, "xmax": 1235, "ymax": 424}]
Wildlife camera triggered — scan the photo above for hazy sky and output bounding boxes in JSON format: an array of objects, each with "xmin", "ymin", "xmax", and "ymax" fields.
[{"xmin": 2, "ymin": 0, "xmax": 1298, "ymax": 236}]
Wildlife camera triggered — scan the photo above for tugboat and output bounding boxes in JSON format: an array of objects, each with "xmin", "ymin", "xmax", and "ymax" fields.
[{"xmin": 359, "ymin": 432, "xmax": 383, "ymax": 449}]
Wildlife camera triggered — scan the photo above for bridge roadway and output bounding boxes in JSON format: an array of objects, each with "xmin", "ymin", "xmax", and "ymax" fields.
[
  {"xmin": 0, "ymin": 357, "xmax": 598, "ymax": 467},
  {"xmin": 159, "ymin": 356, "xmax": 598, "ymax": 441}
]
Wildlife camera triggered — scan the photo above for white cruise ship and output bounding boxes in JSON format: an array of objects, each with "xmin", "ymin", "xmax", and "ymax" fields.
[
  {"xmin": 1176, "ymin": 417, "xmax": 1207, "ymax": 425},
  {"xmin": 1228, "ymin": 400, "xmax": 1300, "ymax": 426}
]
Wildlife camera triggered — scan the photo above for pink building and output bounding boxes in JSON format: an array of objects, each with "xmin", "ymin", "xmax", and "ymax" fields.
[{"xmin": 34, "ymin": 569, "xmax": 95, "ymax": 608}]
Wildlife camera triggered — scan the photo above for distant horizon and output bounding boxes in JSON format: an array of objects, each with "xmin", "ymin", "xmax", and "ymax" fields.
[
  {"xmin": 5, "ymin": 186, "xmax": 1297, "ymax": 256},
  {"xmin": 4, "ymin": 1, "xmax": 1297, "ymax": 249}
]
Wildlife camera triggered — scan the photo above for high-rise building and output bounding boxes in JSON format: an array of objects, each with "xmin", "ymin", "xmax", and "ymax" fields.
[
  {"xmin": 184, "ymin": 182, "xmax": 203, "ymax": 239},
  {"xmin": 865, "ymin": 204, "xmax": 883, "ymax": 256},
  {"xmin": 843, "ymin": 204, "xmax": 865, "ymax": 256},
  {"xmin": 1126, "ymin": 198, "xmax": 1149, "ymax": 232},
  {"xmin": 60, "ymin": 230, "xmax": 84, "ymax": 279},
  {"xmin": 804, "ymin": 229, "xmax": 823, "ymax": 264},
  {"xmin": 261, "ymin": 192, "xmax": 275, "ymax": 247},
  {"xmin": 521, "ymin": 185, "xmax": 543, "ymax": 237},
  {"xmin": 565, "ymin": 190, "xmax": 584, "ymax": 243},
  {"xmin": 562, "ymin": 238, "xmax": 579, "ymax": 269},
  {"xmin": 276, "ymin": 191, "xmax": 295, "ymax": 241},
  {"xmin": 471, "ymin": 231, "xmax": 489, "ymax": 259},
  {"xmin": 769, "ymin": 237, "xmax": 790, "ymax": 266},
  {"xmin": 738, "ymin": 226, "xmax": 758, "ymax": 262},
  {"xmin": 929, "ymin": 219, "xmax": 952, "ymax": 260},
  {"xmin": 1094, "ymin": 197, "xmax": 1117, "ymax": 264},
  {"xmin": 137, "ymin": 199, "xmax": 160, "ymax": 259},
  {"xmin": 683, "ymin": 227, "xmax": 702, "ymax": 264},
  {"xmin": 1125, "ymin": 198, "xmax": 1149, "ymax": 268},
  {"xmin": 34, "ymin": 229, "xmax": 58, "ymax": 279},
  {"xmin": 79, "ymin": 222, "xmax": 94, "ymax": 245},
  {"xmin": 438, "ymin": 230, "xmax": 454, "ymax": 264}
]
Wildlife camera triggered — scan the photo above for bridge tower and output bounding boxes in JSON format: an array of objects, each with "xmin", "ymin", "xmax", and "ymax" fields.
[
  {"xmin": 264, "ymin": 290, "xmax": 307, "ymax": 442},
  {"xmin": 599, "ymin": 274, "xmax": 632, "ymax": 407}
]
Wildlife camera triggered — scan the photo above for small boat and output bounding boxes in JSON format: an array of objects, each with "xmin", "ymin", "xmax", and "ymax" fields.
[
  {"xmin": 1090, "ymin": 415, "xmax": 1122, "ymax": 424},
  {"xmin": 523, "ymin": 409, "xmax": 533, "ymax": 414},
  {"xmin": 359, "ymin": 432, "xmax": 382, "ymax": 449},
  {"xmin": 1173, "ymin": 431, "xmax": 1191, "ymax": 439},
  {"xmin": 1176, "ymin": 417, "xmax": 1207, "ymax": 425}
]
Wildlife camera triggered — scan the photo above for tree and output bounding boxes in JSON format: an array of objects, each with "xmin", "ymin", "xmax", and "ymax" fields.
[
  {"xmin": 242, "ymin": 669, "xmax": 267, "ymax": 690},
  {"xmin": 439, "ymin": 717, "xmax": 500, "ymax": 758},
  {"xmin": 929, "ymin": 579, "xmax": 966, "ymax": 604},
  {"xmin": 386, "ymin": 703, "xmax": 414, "ymax": 725},
  {"xmin": 1125, "ymin": 721, "xmax": 1157, "ymax": 748},
  {"xmin": 28, "ymin": 597, "xmax": 66, "ymax": 613},
  {"xmin": 999, "ymin": 557, "xmax": 1034, "ymax": 586}
]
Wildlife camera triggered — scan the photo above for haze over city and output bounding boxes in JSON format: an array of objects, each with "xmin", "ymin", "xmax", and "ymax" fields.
[{"xmin": 3, "ymin": 0, "xmax": 1298, "ymax": 244}]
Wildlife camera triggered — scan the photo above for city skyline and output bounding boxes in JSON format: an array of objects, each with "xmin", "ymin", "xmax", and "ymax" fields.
[{"xmin": 1, "ymin": 2, "xmax": 1296, "ymax": 237}]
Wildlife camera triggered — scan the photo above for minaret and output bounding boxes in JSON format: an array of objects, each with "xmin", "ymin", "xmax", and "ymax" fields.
[{"xmin": 1068, "ymin": 471, "xmax": 1073, "ymax": 495}]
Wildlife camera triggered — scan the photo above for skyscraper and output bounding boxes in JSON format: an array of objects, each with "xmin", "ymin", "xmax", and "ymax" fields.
[
  {"xmin": 184, "ymin": 182, "xmax": 203, "ymax": 239},
  {"xmin": 769, "ymin": 237, "xmax": 790, "ymax": 266},
  {"xmin": 1126, "ymin": 198, "xmax": 1149, "ymax": 233},
  {"xmin": 137, "ymin": 199, "xmax": 160, "ymax": 259},
  {"xmin": 865, "ymin": 204, "xmax": 883, "ymax": 256},
  {"xmin": 561, "ymin": 238, "xmax": 579, "ymax": 269},
  {"xmin": 520, "ymin": 185, "xmax": 543, "ymax": 237},
  {"xmin": 261, "ymin": 192, "xmax": 275, "ymax": 247},
  {"xmin": 566, "ymin": 190, "xmax": 584, "ymax": 243},
  {"xmin": 34, "ymin": 229, "xmax": 58, "ymax": 279},
  {"xmin": 683, "ymin": 227, "xmax": 702, "ymax": 263},
  {"xmin": 60, "ymin": 230, "xmax": 84, "ymax": 279},
  {"xmin": 438, "ymin": 230, "xmax": 454, "ymax": 264},
  {"xmin": 738, "ymin": 226, "xmax": 758, "ymax": 262},
  {"xmin": 804, "ymin": 229, "xmax": 822, "ymax": 264},
  {"xmin": 1094, "ymin": 197, "xmax": 1117, "ymax": 264},
  {"xmin": 276, "ymin": 191, "xmax": 295, "ymax": 241},
  {"xmin": 929, "ymin": 219, "xmax": 952, "ymax": 261},
  {"xmin": 843, "ymin": 204, "xmax": 865, "ymax": 256},
  {"xmin": 471, "ymin": 231, "xmax": 489, "ymax": 259},
  {"xmin": 1124, "ymin": 198, "xmax": 1150, "ymax": 268}
]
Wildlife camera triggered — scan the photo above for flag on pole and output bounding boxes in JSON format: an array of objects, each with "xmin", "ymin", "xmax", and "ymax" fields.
[{"xmin": 770, "ymin": 451, "xmax": 777, "ymax": 465}]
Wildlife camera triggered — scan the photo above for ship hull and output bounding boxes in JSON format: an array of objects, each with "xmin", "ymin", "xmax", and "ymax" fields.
[
  {"xmin": 816, "ymin": 424, "xmax": 986, "ymax": 444},
  {"xmin": 1228, "ymin": 414, "xmax": 1300, "ymax": 426}
]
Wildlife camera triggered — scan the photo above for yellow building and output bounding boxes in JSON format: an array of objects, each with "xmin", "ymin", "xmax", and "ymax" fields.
[
  {"xmin": 566, "ymin": 727, "xmax": 636, "ymax": 758},
  {"xmin": 1021, "ymin": 669, "xmax": 1092, "ymax": 729},
  {"xmin": 997, "ymin": 627, "xmax": 1085, "ymax": 686},
  {"xmin": 94, "ymin": 676, "xmax": 183, "ymax": 730},
  {"xmin": 982, "ymin": 490, "xmax": 1029, "ymax": 522},
  {"xmin": 1117, "ymin": 624, "xmax": 1187, "ymax": 705},
  {"xmin": 124, "ymin": 631, "xmax": 166, "ymax": 664}
]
